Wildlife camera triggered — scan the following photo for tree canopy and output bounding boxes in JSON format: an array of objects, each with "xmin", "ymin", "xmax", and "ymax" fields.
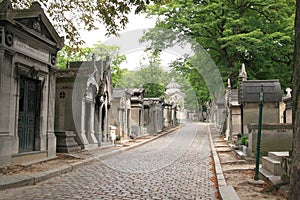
[
  {"xmin": 144, "ymin": 0, "xmax": 295, "ymax": 89},
  {"xmin": 57, "ymin": 43, "xmax": 126, "ymax": 87},
  {"xmin": 11, "ymin": 0, "xmax": 167, "ymax": 49}
]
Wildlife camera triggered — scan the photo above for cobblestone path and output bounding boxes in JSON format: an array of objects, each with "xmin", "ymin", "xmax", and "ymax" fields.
[{"xmin": 0, "ymin": 122, "xmax": 217, "ymax": 200}]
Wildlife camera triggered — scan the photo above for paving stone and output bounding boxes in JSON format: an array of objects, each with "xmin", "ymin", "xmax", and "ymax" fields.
[{"xmin": 0, "ymin": 123, "xmax": 217, "ymax": 200}]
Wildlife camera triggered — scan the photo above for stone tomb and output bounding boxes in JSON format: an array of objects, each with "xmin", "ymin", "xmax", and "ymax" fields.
[
  {"xmin": 247, "ymin": 123, "xmax": 293, "ymax": 157},
  {"xmin": 55, "ymin": 59, "xmax": 113, "ymax": 150},
  {"xmin": 164, "ymin": 78, "xmax": 185, "ymax": 124},
  {"xmin": 240, "ymin": 80, "xmax": 282, "ymax": 135},
  {"xmin": 227, "ymin": 89, "xmax": 241, "ymax": 141},
  {"xmin": 144, "ymin": 98, "xmax": 164, "ymax": 134},
  {"xmin": 110, "ymin": 89, "xmax": 131, "ymax": 141},
  {"xmin": 128, "ymin": 88, "xmax": 145, "ymax": 137},
  {"xmin": 0, "ymin": 1, "xmax": 64, "ymax": 167},
  {"xmin": 237, "ymin": 65, "xmax": 282, "ymax": 135}
]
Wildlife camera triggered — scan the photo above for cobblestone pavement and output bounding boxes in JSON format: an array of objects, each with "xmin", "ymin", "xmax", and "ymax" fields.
[{"xmin": 0, "ymin": 122, "xmax": 217, "ymax": 200}]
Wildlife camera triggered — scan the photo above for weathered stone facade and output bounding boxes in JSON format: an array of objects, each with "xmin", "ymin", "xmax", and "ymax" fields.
[
  {"xmin": 55, "ymin": 58, "xmax": 113, "ymax": 150},
  {"xmin": 225, "ymin": 64, "xmax": 284, "ymax": 142},
  {"xmin": 247, "ymin": 123, "xmax": 293, "ymax": 157},
  {"xmin": 110, "ymin": 88, "xmax": 131, "ymax": 141},
  {"xmin": 144, "ymin": 98, "xmax": 164, "ymax": 134},
  {"xmin": 0, "ymin": 1, "xmax": 63, "ymax": 167},
  {"xmin": 163, "ymin": 78, "xmax": 185, "ymax": 126},
  {"xmin": 128, "ymin": 88, "xmax": 145, "ymax": 137}
]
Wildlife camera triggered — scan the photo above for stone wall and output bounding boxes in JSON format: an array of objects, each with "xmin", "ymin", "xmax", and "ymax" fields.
[
  {"xmin": 247, "ymin": 123, "xmax": 293, "ymax": 158},
  {"xmin": 243, "ymin": 103, "xmax": 280, "ymax": 134}
]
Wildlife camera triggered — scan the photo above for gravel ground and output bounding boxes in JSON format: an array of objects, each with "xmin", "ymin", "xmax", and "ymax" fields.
[{"xmin": 213, "ymin": 135, "xmax": 289, "ymax": 200}]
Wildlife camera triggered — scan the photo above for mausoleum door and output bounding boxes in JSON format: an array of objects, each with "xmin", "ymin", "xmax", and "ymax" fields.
[{"xmin": 18, "ymin": 77, "xmax": 40, "ymax": 153}]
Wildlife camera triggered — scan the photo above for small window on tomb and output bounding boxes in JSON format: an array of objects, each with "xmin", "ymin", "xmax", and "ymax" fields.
[{"xmin": 59, "ymin": 92, "xmax": 65, "ymax": 99}]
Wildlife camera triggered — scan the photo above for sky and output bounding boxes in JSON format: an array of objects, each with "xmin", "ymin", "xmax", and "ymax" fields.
[
  {"xmin": 79, "ymin": 13, "xmax": 182, "ymax": 71},
  {"xmin": 81, "ymin": 12, "xmax": 156, "ymax": 47}
]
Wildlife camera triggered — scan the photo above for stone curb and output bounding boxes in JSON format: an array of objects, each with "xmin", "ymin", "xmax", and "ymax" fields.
[
  {"xmin": 207, "ymin": 124, "xmax": 241, "ymax": 200},
  {"xmin": 0, "ymin": 126, "xmax": 181, "ymax": 190}
]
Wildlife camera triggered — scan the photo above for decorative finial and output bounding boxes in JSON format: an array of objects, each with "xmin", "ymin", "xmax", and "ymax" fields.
[{"xmin": 286, "ymin": 88, "xmax": 292, "ymax": 97}]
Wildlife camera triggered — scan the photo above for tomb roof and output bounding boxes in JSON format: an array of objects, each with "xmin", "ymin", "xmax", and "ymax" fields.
[
  {"xmin": 113, "ymin": 89, "xmax": 131, "ymax": 98},
  {"xmin": 0, "ymin": 1, "xmax": 64, "ymax": 49},
  {"xmin": 241, "ymin": 80, "xmax": 282, "ymax": 103},
  {"xmin": 166, "ymin": 78, "xmax": 181, "ymax": 89}
]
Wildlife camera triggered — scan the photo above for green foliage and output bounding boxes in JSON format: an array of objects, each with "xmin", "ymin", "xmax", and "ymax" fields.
[
  {"xmin": 115, "ymin": 53, "xmax": 172, "ymax": 96},
  {"xmin": 116, "ymin": 63, "xmax": 200, "ymax": 110},
  {"xmin": 144, "ymin": 0, "xmax": 295, "ymax": 90},
  {"xmin": 169, "ymin": 56, "xmax": 211, "ymax": 110},
  {"xmin": 11, "ymin": 0, "xmax": 168, "ymax": 48},
  {"xmin": 238, "ymin": 136, "xmax": 249, "ymax": 147},
  {"xmin": 56, "ymin": 43, "xmax": 126, "ymax": 87},
  {"xmin": 143, "ymin": 83, "xmax": 166, "ymax": 98}
]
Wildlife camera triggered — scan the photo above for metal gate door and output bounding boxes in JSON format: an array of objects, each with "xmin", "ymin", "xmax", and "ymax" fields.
[{"xmin": 18, "ymin": 77, "xmax": 39, "ymax": 152}]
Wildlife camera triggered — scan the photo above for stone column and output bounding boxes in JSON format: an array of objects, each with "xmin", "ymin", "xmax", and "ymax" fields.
[
  {"xmin": 103, "ymin": 99, "xmax": 108, "ymax": 142},
  {"xmin": 0, "ymin": 45, "xmax": 13, "ymax": 167},
  {"xmin": 79, "ymin": 100, "xmax": 89, "ymax": 145},
  {"xmin": 94, "ymin": 101, "xmax": 102, "ymax": 146},
  {"xmin": 89, "ymin": 101, "xmax": 98, "ymax": 144},
  {"xmin": 46, "ymin": 67, "xmax": 57, "ymax": 158}
]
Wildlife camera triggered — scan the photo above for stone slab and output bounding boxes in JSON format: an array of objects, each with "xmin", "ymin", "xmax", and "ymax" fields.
[
  {"xmin": 219, "ymin": 185, "xmax": 240, "ymax": 200},
  {"xmin": 269, "ymin": 151, "xmax": 289, "ymax": 161},
  {"xmin": 0, "ymin": 174, "xmax": 34, "ymax": 190},
  {"xmin": 261, "ymin": 156, "xmax": 281, "ymax": 176},
  {"xmin": 259, "ymin": 167, "xmax": 282, "ymax": 185}
]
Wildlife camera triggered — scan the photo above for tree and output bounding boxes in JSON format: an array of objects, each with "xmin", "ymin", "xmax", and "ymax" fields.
[
  {"xmin": 144, "ymin": 0, "xmax": 295, "ymax": 89},
  {"xmin": 170, "ymin": 56, "xmax": 210, "ymax": 117},
  {"xmin": 288, "ymin": 0, "xmax": 300, "ymax": 199},
  {"xmin": 11, "ymin": 0, "xmax": 167, "ymax": 49},
  {"xmin": 116, "ymin": 52, "xmax": 171, "ymax": 97},
  {"xmin": 57, "ymin": 43, "xmax": 126, "ymax": 87}
]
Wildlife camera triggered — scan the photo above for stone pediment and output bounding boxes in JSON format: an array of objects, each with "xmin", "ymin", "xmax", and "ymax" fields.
[
  {"xmin": 16, "ymin": 17, "xmax": 53, "ymax": 40},
  {"xmin": 0, "ymin": 1, "xmax": 64, "ymax": 48}
]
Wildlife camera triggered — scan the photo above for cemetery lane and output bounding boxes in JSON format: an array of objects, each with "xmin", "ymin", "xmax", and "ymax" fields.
[{"xmin": 0, "ymin": 122, "xmax": 217, "ymax": 200}]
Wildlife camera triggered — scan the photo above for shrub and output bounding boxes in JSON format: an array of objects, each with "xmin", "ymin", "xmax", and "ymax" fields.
[{"xmin": 238, "ymin": 136, "xmax": 248, "ymax": 147}]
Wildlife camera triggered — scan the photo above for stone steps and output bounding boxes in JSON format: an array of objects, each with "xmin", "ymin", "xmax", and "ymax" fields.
[
  {"xmin": 262, "ymin": 156, "xmax": 281, "ymax": 176},
  {"xmin": 259, "ymin": 167, "xmax": 282, "ymax": 185},
  {"xmin": 12, "ymin": 151, "xmax": 48, "ymax": 166},
  {"xmin": 260, "ymin": 151, "xmax": 290, "ymax": 185},
  {"xmin": 261, "ymin": 151, "xmax": 289, "ymax": 176},
  {"xmin": 268, "ymin": 151, "xmax": 289, "ymax": 161}
]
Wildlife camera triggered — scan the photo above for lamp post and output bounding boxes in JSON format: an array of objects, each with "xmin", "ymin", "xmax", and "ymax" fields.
[{"xmin": 254, "ymin": 84, "xmax": 264, "ymax": 181}]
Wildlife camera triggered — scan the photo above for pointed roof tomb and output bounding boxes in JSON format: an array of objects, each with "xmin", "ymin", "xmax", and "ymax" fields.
[
  {"xmin": 166, "ymin": 78, "xmax": 181, "ymax": 90},
  {"xmin": 165, "ymin": 78, "xmax": 183, "ymax": 96},
  {"xmin": 0, "ymin": 0, "xmax": 64, "ymax": 50}
]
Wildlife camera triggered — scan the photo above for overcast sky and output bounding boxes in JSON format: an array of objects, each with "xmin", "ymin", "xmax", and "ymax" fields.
[
  {"xmin": 80, "ymin": 13, "xmax": 187, "ymax": 71},
  {"xmin": 81, "ymin": 13, "xmax": 156, "ymax": 47}
]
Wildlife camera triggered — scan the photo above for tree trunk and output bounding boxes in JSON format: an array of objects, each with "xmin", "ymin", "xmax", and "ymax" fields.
[{"xmin": 288, "ymin": 1, "xmax": 300, "ymax": 199}]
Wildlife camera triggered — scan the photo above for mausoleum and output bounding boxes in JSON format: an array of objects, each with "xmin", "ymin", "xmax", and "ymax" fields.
[
  {"xmin": 0, "ymin": 1, "xmax": 64, "ymax": 167},
  {"xmin": 55, "ymin": 58, "xmax": 113, "ymax": 150}
]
